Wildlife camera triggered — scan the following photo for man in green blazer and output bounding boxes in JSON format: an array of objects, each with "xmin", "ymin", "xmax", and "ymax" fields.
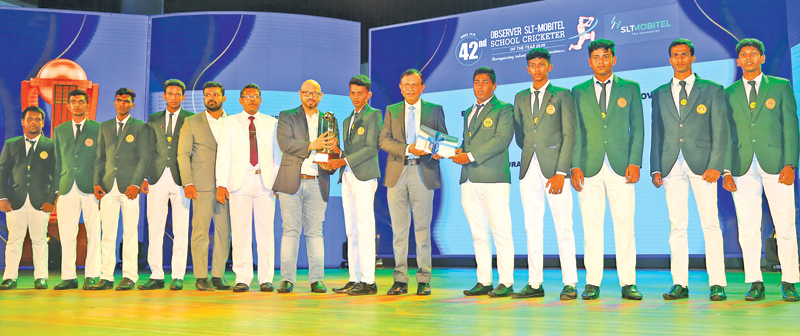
[
  {"xmin": 90, "ymin": 88, "xmax": 154, "ymax": 291},
  {"xmin": 140, "ymin": 79, "xmax": 194, "ymax": 291},
  {"xmin": 0, "ymin": 106, "xmax": 56, "ymax": 290},
  {"xmin": 651, "ymin": 39, "xmax": 727, "ymax": 301},
  {"xmin": 451, "ymin": 67, "xmax": 515, "ymax": 298},
  {"xmin": 721, "ymin": 38, "xmax": 799, "ymax": 301},
  {"xmin": 325, "ymin": 75, "xmax": 383, "ymax": 295},
  {"xmin": 571, "ymin": 39, "xmax": 644, "ymax": 300},
  {"xmin": 511, "ymin": 49, "xmax": 578, "ymax": 300},
  {"xmin": 51, "ymin": 89, "xmax": 102, "ymax": 291}
]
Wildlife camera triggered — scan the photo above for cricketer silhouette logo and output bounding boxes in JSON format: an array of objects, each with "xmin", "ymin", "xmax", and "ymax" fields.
[{"xmin": 568, "ymin": 16, "xmax": 597, "ymax": 51}]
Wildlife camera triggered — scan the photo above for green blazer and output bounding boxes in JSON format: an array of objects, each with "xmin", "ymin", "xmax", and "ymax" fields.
[
  {"xmin": 572, "ymin": 75, "xmax": 644, "ymax": 177},
  {"xmin": 94, "ymin": 117, "xmax": 154, "ymax": 193},
  {"xmin": 51, "ymin": 119, "xmax": 101, "ymax": 195},
  {"xmin": 725, "ymin": 75, "xmax": 799, "ymax": 176},
  {"xmin": 0, "ymin": 136, "xmax": 56, "ymax": 210},
  {"xmin": 650, "ymin": 75, "xmax": 727, "ymax": 176},
  {"xmin": 339, "ymin": 104, "xmax": 382, "ymax": 182},
  {"xmin": 147, "ymin": 108, "xmax": 194, "ymax": 184},
  {"xmin": 514, "ymin": 84, "xmax": 576, "ymax": 179},
  {"xmin": 459, "ymin": 95, "xmax": 513, "ymax": 184}
]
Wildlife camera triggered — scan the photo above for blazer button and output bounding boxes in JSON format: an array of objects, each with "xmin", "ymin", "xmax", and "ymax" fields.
[
  {"xmin": 168, "ymin": 146, "xmax": 171, "ymax": 149},
  {"xmin": 74, "ymin": 167, "xmax": 78, "ymax": 170},
  {"xmin": 603, "ymin": 140, "xmax": 608, "ymax": 144},
  {"xmin": 752, "ymin": 139, "xmax": 756, "ymax": 143},
  {"xmin": 751, "ymin": 123, "xmax": 755, "ymax": 126},
  {"xmin": 533, "ymin": 130, "xmax": 537, "ymax": 133},
  {"xmin": 114, "ymin": 167, "xmax": 118, "ymax": 170},
  {"xmin": 679, "ymin": 124, "xmax": 683, "ymax": 127},
  {"xmin": 603, "ymin": 125, "xmax": 608, "ymax": 129},
  {"xmin": 679, "ymin": 139, "xmax": 683, "ymax": 142},
  {"xmin": 533, "ymin": 144, "xmax": 537, "ymax": 147},
  {"xmin": 75, "ymin": 155, "xmax": 78, "ymax": 158}
]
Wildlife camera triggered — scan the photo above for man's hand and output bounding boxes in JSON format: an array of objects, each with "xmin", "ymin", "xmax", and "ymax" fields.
[
  {"xmin": 702, "ymin": 169, "xmax": 722, "ymax": 183},
  {"xmin": 326, "ymin": 158, "xmax": 347, "ymax": 170},
  {"xmin": 125, "ymin": 185, "xmax": 140, "ymax": 199},
  {"xmin": 546, "ymin": 174, "xmax": 565, "ymax": 194},
  {"xmin": 40, "ymin": 202, "xmax": 55, "ymax": 213},
  {"xmin": 722, "ymin": 174, "xmax": 737, "ymax": 192},
  {"xmin": 216, "ymin": 186, "xmax": 229, "ymax": 205},
  {"xmin": 652, "ymin": 172, "xmax": 663, "ymax": 188},
  {"xmin": 451, "ymin": 153, "xmax": 470, "ymax": 165},
  {"xmin": 141, "ymin": 179, "xmax": 149, "ymax": 194},
  {"xmin": 625, "ymin": 165, "xmax": 640, "ymax": 184},
  {"xmin": 184, "ymin": 184, "xmax": 198, "ymax": 199},
  {"xmin": 310, "ymin": 132, "xmax": 334, "ymax": 151},
  {"xmin": 779, "ymin": 165, "xmax": 795, "ymax": 185},
  {"xmin": 408, "ymin": 145, "xmax": 428, "ymax": 157},
  {"xmin": 93, "ymin": 185, "xmax": 106, "ymax": 200},
  {"xmin": 0, "ymin": 199, "xmax": 12, "ymax": 213},
  {"xmin": 331, "ymin": 138, "xmax": 341, "ymax": 154},
  {"xmin": 571, "ymin": 168, "xmax": 584, "ymax": 192}
]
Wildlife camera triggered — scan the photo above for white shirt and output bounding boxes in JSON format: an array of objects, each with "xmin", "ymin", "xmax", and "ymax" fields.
[
  {"xmin": 301, "ymin": 111, "xmax": 320, "ymax": 176},
  {"xmin": 239, "ymin": 111, "xmax": 263, "ymax": 170},
  {"xmin": 72, "ymin": 119, "xmax": 86, "ymax": 139},
  {"xmin": 24, "ymin": 134, "xmax": 41, "ymax": 153},
  {"xmin": 116, "ymin": 114, "xmax": 131, "ymax": 134},
  {"xmin": 404, "ymin": 99, "xmax": 423, "ymax": 158},
  {"xmin": 164, "ymin": 107, "xmax": 180, "ymax": 136},
  {"xmin": 742, "ymin": 73, "xmax": 763, "ymax": 102},
  {"xmin": 671, "ymin": 74, "xmax": 696, "ymax": 115},
  {"xmin": 593, "ymin": 74, "xmax": 614, "ymax": 110},
  {"xmin": 529, "ymin": 82, "xmax": 550, "ymax": 114},
  {"xmin": 205, "ymin": 109, "xmax": 227, "ymax": 142},
  {"xmin": 344, "ymin": 107, "xmax": 364, "ymax": 173},
  {"xmin": 465, "ymin": 95, "xmax": 494, "ymax": 164}
]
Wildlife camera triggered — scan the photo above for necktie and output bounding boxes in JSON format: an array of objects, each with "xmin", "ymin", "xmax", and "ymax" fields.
[
  {"xmin": 349, "ymin": 112, "xmax": 358, "ymax": 138},
  {"xmin": 26, "ymin": 139, "xmax": 35, "ymax": 168},
  {"xmin": 117, "ymin": 122, "xmax": 124, "ymax": 135},
  {"xmin": 533, "ymin": 91, "xmax": 541, "ymax": 115},
  {"xmin": 248, "ymin": 116, "xmax": 258, "ymax": 166},
  {"xmin": 748, "ymin": 80, "xmax": 757, "ymax": 112},
  {"xmin": 75, "ymin": 123, "xmax": 82, "ymax": 139},
  {"xmin": 470, "ymin": 103, "xmax": 484, "ymax": 128},
  {"xmin": 598, "ymin": 81, "xmax": 609, "ymax": 116},
  {"xmin": 406, "ymin": 106, "xmax": 416, "ymax": 144},
  {"xmin": 167, "ymin": 112, "xmax": 174, "ymax": 140},
  {"xmin": 678, "ymin": 80, "xmax": 688, "ymax": 114}
]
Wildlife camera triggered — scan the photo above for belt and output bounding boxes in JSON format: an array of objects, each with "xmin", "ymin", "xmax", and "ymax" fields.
[
  {"xmin": 404, "ymin": 158, "xmax": 420, "ymax": 166},
  {"xmin": 300, "ymin": 174, "xmax": 318, "ymax": 179},
  {"xmin": 247, "ymin": 169, "xmax": 261, "ymax": 174}
]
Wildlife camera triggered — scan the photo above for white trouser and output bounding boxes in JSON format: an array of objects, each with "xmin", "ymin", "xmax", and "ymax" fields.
[
  {"xmin": 99, "ymin": 180, "xmax": 140, "ymax": 282},
  {"xmin": 3, "ymin": 198, "xmax": 49, "ymax": 280},
  {"xmin": 341, "ymin": 170, "xmax": 378, "ymax": 284},
  {"xmin": 520, "ymin": 156, "xmax": 577, "ymax": 286},
  {"xmin": 230, "ymin": 172, "xmax": 276, "ymax": 286},
  {"xmin": 579, "ymin": 159, "xmax": 637, "ymax": 287},
  {"xmin": 462, "ymin": 181, "xmax": 514, "ymax": 286},
  {"xmin": 732, "ymin": 157, "xmax": 799, "ymax": 283},
  {"xmin": 662, "ymin": 158, "xmax": 726, "ymax": 286},
  {"xmin": 57, "ymin": 183, "xmax": 101, "ymax": 280},
  {"xmin": 146, "ymin": 168, "xmax": 191, "ymax": 280}
]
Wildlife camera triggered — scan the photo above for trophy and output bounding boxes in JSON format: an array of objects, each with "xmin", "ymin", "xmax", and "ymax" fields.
[{"xmin": 313, "ymin": 111, "xmax": 339, "ymax": 163}]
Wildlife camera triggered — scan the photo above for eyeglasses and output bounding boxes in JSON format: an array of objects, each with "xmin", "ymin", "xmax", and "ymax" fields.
[
  {"xmin": 300, "ymin": 91, "xmax": 321, "ymax": 98},
  {"xmin": 241, "ymin": 95, "xmax": 261, "ymax": 100}
]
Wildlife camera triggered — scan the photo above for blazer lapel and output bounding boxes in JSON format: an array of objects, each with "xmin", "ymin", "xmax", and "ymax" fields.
[
  {"xmin": 606, "ymin": 76, "xmax": 623, "ymax": 119},
  {"xmin": 299, "ymin": 109, "xmax": 310, "ymax": 142},
  {"xmin": 681, "ymin": 76, "xmax": 703, "ymax": 122},
  {"xmin": 659, "ymin": 81, "xmax": 679, "ymax": 122},
  {"xmin": 730, "ymin": 80, "xmax": 750, "ymax": 118},
  {"xmin": 752, "ymin": 76, "xmax": 772, "ymax": 121},
  {"xmin": 518, "ymin": 89, "xmax": 535, "ymax": 127},
  {"xmin": 198, "ymin": 112, "xmax": 217, "ymax": 146},
  {"xmin": 586, "ymin": 80, "xmax": 603, "ymax": 120}
]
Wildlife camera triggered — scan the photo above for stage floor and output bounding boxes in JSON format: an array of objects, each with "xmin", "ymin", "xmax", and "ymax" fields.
[{"xmin": 0, "ymin": 267, "xmax": 798, "ymax": 335}]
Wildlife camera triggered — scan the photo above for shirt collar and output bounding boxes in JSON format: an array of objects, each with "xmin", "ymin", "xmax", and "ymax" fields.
[
  {"xmin": 672, "ymin": 73, "xmax": 696, "ymax": 87},
  {"xmin": 72, "ymin": 118, "xmax": 86, "ymax": 127},
  {"xmin": 25, "ymin": 134, "xmax": 41, "ymax": 143},
  {"xmin": 530, "ymin": 81, "xmax": 550, "ymax": 94},
  {"xmin": 744, "ymin": 73, "xmax": 763, "ymax": 86},
  {"xmin": 593, "ymin": 74, "xmax": 614, "ymax": 85},
  {"xmin": 475, "ymin": 95, "xmax": 495, "ymax": 107},
  {"xmin": 116, "ymin": 114, "xmax": 131, "ymax": 125},
  {"xmin": 205, "ymin": 109, "xmax": 227, "ymax": 120}
]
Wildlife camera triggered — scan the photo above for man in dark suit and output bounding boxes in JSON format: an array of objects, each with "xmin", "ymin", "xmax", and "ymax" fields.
[
  {"xmin": 273, "ymin": 79, "xmax": 337, "ymax": 294},
  {"xmin": 0, "ymin": 106, "xmax": 56, "ymax": 290},
  {"xmin": 651, "ymin": 39, "xmax": 728, "ymax": 301},
  {"xmin": 379, "ymin": 69, "xmax": 447, "ymax": 295},
  {"xmin": 571, "ymin": 39, "xmax": 644, "ymax": 300},
  {"xmin": 722, "ymin": 38, "xmax": 799, "ymax": 301},
  {"xmin": 511, "ymin": 49, "xmax": 578, "ymax": 300},
  {"xmin": 139, "ymin": 79, "xmax": 194, "ymax": 291},
  {"xmin": 325, "ymin": 75, "xmax": 383, "ymax": 295},
  {"xmin": 89, "ymin": 88, "xmax": 153, "ymax": 291},
  {"xmin": 52, "ymin": 89, "xmax": 102, "ymax": 291}
]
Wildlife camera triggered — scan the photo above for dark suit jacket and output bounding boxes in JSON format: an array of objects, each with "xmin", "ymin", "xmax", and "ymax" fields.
[
  {"xmin": 273, "ymin": 106, "xmax": 338, "ymax": 202},
  {"xmin": 52, "ymin": 120, "xmax": 101, "ymax": 195},
  {"xmin": 94, "ymin": 116, "xmax": 154, "ymax": 193},
  {"xmin": 379, "ymin": 99, "xmax": 447, "ymax": 189},
  {"xmin": 147, "ymin": 108, "xmax": 194, "ymax": 184},
  {"xmin": 514, "ymin": 84, "xmax": 576, "ymax": 179},
  {"xmin": 459, "ymin": 95, "xmax": 513, "ymax": 184},
  {"xmin": 339, "ymin": 104, "xmax": 382, "ymax": 182},
  {"xmin": 0, "ymin": 136, "xmax": 56, "ymax": 210},
  {"xmin": 650, "ymin": 75, "xmax": 727, "ymax": 177}
]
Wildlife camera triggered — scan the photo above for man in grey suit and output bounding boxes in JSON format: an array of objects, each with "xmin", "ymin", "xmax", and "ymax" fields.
[
  {"xmin": 273, "ymin": 79, "xmax": 337, "ymax": 294},
  {"xmin": 177, "ymin": 81, "xmax": 232, "ymax": 291},
  {"xmin": 379, "ymin": 69, "xmax": 447, "ymax": 296}
]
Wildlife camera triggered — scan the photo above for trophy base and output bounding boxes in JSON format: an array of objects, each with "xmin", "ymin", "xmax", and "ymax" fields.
[{"xmin": 313, "ymin": 151, "xmax": 340, "ymax": 164}]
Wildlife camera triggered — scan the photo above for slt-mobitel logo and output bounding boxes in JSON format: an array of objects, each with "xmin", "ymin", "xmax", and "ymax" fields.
[{"xmin": 610, "ymin": 16, "xmax": 671, "ymax": 35}]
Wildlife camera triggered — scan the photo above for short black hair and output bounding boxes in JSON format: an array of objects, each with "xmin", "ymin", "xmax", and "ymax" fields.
[
  {"xmin": 115, "ymin": 88, "xmax": 136, "ymax": 102},
  {"xmin": 203, "ymin": 81, "xmax": 225, "ymax": 96},
  {"xmin": 736, "ymin": 38, "xmax": 765, "ymax": 56},
  {"xmin": 164, "ymin": 79, "xmax": 186, "ymax": 95},
  {"xmin": 350, "ymin": 74, "xmax": 371, "ymax": 91},
  {"xmin": 22, "ymin": 106, "xmax": 45, "ymax": 119},
  {"xmin": 400, "ymin": 69, "xmax": 424, "ymax": 85},
  {"xmin": 473, "ymin": 67, "xmax": 496, "ymax": 84},
  {"xmin": 68, "ymin": 89, "xmax": 89, "ymax": 103},
  {"xmin": 240, "ymin": 83, "xmax": 261, "ymax": 97},
  {"xmin": 526, "ymin": 48, "xmax": 551, "ymax": 63},
  {"xmin": 669, "ymin": 38, "xmax": 695, "ymax": 56},
  {"xmin": 588, "ymin": 39, "xmax": 615, "ymax": 57}
]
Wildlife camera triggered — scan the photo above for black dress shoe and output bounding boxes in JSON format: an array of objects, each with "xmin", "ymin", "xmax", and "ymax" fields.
[
  {"xmin": 782, "ymin": 282, "xmax": 799, "ymax": 302},
  {"xmin": 417, "ymin": 282, "xmax": 431, "ymax": 295},
  {"xmin": 582, "ymin": 284, "xmax": 600, "ymax": 300},
  {"xmin": 310, "ymin": 281, "xmax": 327, "ymax": 293},
  {"xmin": 745, "ymin": 282, "xmax": 765, "ymax": 301},
  {"xmin": 333, "ymin": 281, "xmax": 358, "ymax": 294},
  {"xmin": 89, "ymin": 279, "xmax": 114, "ymax": 290},
  {"xmin": 464, "ymin": 283, "xmax": 493, "ymax": 296},
  {"xmin": 116, "ymin": 277, "xmax": 136, "ymax": 291},
  {"xmin": 233, "ymin": 283, "xmax": 249, "ymax": 292},
  {"xmin": 260, "ymin": 282, "xmax": 274, "ymax": 292},
  {"xmin": 196, "ymin": 278, "xmax": 213, "ymax": 291},
  {"xmin": 709, "ymin": 285, "xmax": 727, "ymax": 301},
  {"xmin": 34, "ymin": 278, "xmax": 48, "ymax": 289},
  {"xmin": 560, "ymin": 285, "xmax": 578, "ymax": 300},
  {"xmin": 488, "ymin": 284, "xmax": 513, "ymax": 297},
  {"xmin": 663, "ymin": 285, "xmax": 689, "ymax": 300},
  {"xmin": 83, "ymin": 277, "xmax": 98, "ymax": 290},
  {"xmin": 277, "ymin": 281, "xmax": 294, "ymax": 293},
  {"xmin": 0, "ymin": 279, "xmax": 17, "ymax": 290},
  {"xmin": 621, "ymin": 285, "xmax": 643, "ymax": 300},
  {"xmin": 54, "ymin": 279, "xmax": 79, "ymax": 290},
  {"xmin": 348, "ymin": 282, "xmax": 378, "ymax": 295},
  {"xmin": 511, "ymin": 284, "xmax": 543, "ymax": 299},
  {"xmin": 386, "ymin": 282, "xmax": 408, "ymax": 295},
  {"xmin": 211, "ymin": 277, "xmax": 232, "ymax": 290},
  {"xmin": 137, "ymin": 279, "xmax": 165, "ymax": 290},
  {"xmin": 170, "ymin": 279, "xmax": 183, "ymax": 290}
]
